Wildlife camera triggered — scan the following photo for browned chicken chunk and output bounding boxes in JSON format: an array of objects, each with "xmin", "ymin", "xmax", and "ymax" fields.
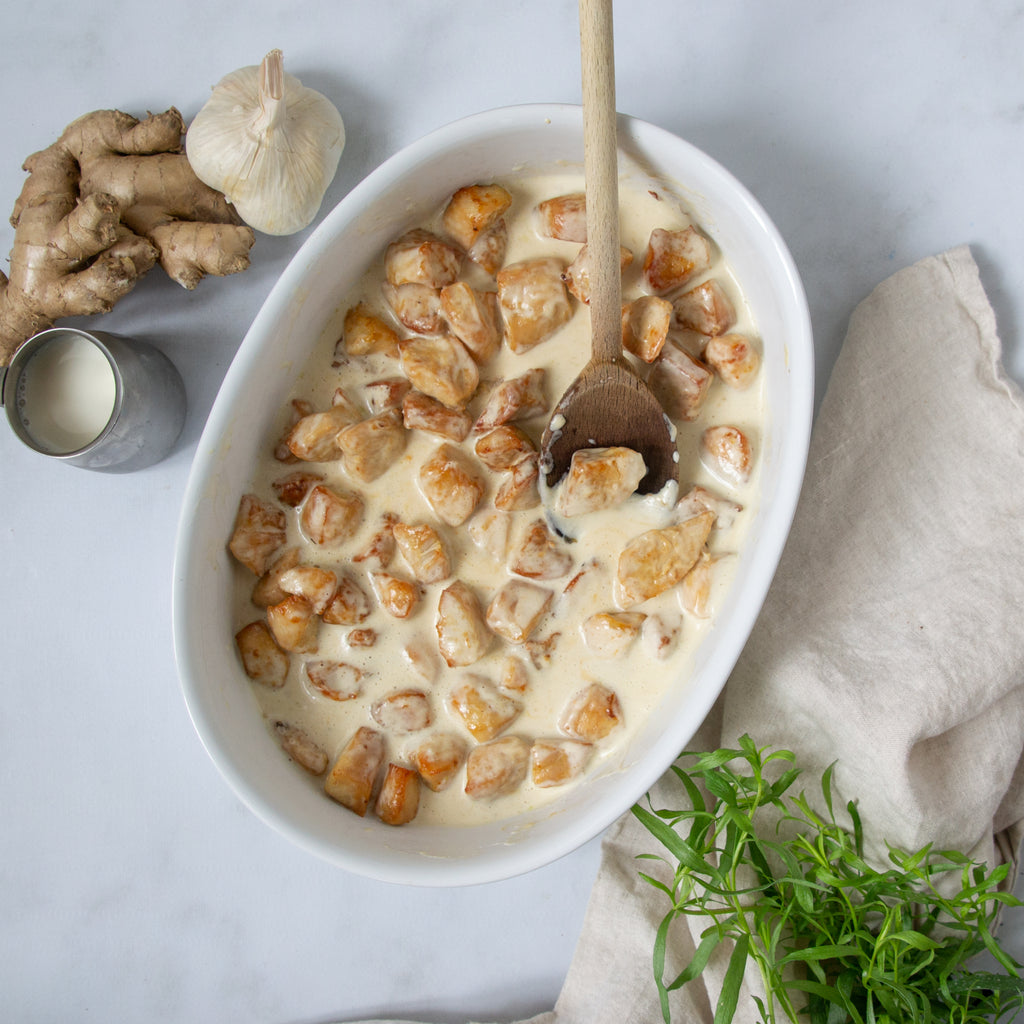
[
  {"xmin": 235, "ymin": 621, "xmax": 289, "ymax": 688},
  {"xmin": 648, "ymin": 339, "xmax": 714, "ymax": 422},
  {"xmin": 277, "ymin": 564, "xmax": 338, "ymax": 614},
  {"xmin": 393, "ymin": 522, "xmax": 451, "ymax": 584},
  {"xmin": 382, "ymin": 281, "xmax": 444, "ymax": 334},
  {"xmin": 486, "ymin": 579, "xmax": 553, "ymax": 644},
  {"xmin": 615, "ymin": 510, "xmax": 715, "ymax": 608},
  {"xmin": 703, "ymin": 333, "xmax": 761, "ymax": 389},
  {"xmin": 408, "ymin": 732, "xmax": 468, "ymax": 792},
  {"xmin": 439, "ymin": 282, "xmax": 501, "ymax": 364},
  {"xmin": 642, "ymin": 226, "xmax": 712, "ymax": 294},
  {"xmin": 449, "ymin": 676, "xmax": 521, "ymax": 741},
  {"xmin": 496, "ymin": 258, "xmax": 572, "ymax": 353},
  {"xmin": 324, "ymin": 727, "xmax": 385, "ymax": 816},
  {"xmin": 562, "ymin": 244, "xmax": 633, "ymax": 304},
  {"xmin": 385, "ymin": 228, "xmax": 463, "ymax": 289},
  {"xmin": 371, "ymin": 689, "xmax": 432, "ymax": 733},
  {"xmin": 436, "ymin": 579, "xmax": 492, "ymax": 666},
  {"xmin": 274, "ymin": 722, "xmax": 328, "ymax": 775},
  {"xmin": 621, "ymin": 295, "xmax": 673, "ymax": 363},
  {"xmin": 418, "ymin": 444, "xmax": 484, "ymax": 526},
  {"xmin": 299, "ymin": 485, "xmax": 364, "ymax": 546},
  {"xmin": 508, "ymin": 519, "xmax": 573, "ymax": 579},
  {"xmin": 402, "ymin": 390, "xmax": 473, "ymax": 442},
  {"xmin": 536, "ymin": 192, "xmax": 587, "ymax": 242},
  {"xmin": 531, "ymin": 739, "xmax": 593, "ymax": 787},
  {"xmin": 580, "ymin": 611, "xmax": 647, "ymax": 658},
  {"xmin": 228, "ymin": 494, "xmax": 287, "ymax": 575},
  {"xmin": 399, "ymin": 334, "xmax": 480, "ymax": 409},
  {"xmin": 271, "ymin": 470, "xmax": 324, "ymax": 508},
  {"xmin": 336, "ymin": 408, "xmax": 406, "ymax": 483},
  {"xmin": 285, "ymin": 405, "xmax": 360, "ymax": 462},
  {"xmin": 369, "ymin": 571, "xmax": 421, "ymax": 619},
  {"xmin": 305, "ymin": 659, "xmax": 363, "ymax": 701},
  {"xmin": 701, "ymin": 425, "xmax": 754, "ymax": 485},
  {"xmin": 442, "ymin": 184, "xmax": 513, "ymax": 250},
  {"xmin": 554, "ymin": 446, "xmax": 647, "ymax": 517},
  {"xmin": 338, "ymin": 302, "xmax": 401, "ymax": 360},
  {"xmin": 473, "ymin": 368, "xmax": 547, "ymax": 433},
  {"xmin": 375, "ymin": 763, "xmax": 421, "ymax": 825},
  {"xmin": 321, "ymin": 573, "xmax": 371, "ymax": 625},
  {"xmin": 558, "ymin": 683, "xmax": 623, "ymax": 741},
  {"xmin": 474, "ymin": 424, "xmax": 537, "ymax": 470},
  {"xmin": 266, "ymin": 594, "xmax": 320, "ymax": 653},
  {"xmin": 673, "ymin": 278, "xmax": 735, "ymax": 336},
  {"xmin": 464, "ymin": 735, "xmax": 530, "ymax": 799}
]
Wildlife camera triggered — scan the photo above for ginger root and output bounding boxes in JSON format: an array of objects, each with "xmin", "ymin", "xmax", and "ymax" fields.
[{"xmin": 0, "ymin": 107, "xmax": 255, "ymax": 365}]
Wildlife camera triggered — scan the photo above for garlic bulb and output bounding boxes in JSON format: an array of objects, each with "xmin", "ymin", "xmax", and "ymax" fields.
[{"xmin": 186, "ymin": 49, "xmax": 345, "ymax": 236}]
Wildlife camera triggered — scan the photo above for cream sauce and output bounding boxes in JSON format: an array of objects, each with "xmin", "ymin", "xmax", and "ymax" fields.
[{"xmin": 233, "ymin": 170, "xmax": 765, "ymax": 826}]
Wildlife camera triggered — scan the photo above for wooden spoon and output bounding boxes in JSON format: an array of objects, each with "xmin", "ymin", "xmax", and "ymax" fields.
[{"xmin": 540, "ymin": 0, "xmax": 678, "ymax": 494}]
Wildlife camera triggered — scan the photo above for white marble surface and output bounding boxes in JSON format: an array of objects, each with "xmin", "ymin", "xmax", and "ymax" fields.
[{"xmin": 2, "ymin": 2, "xmax": 1021, "ymax": 1022}]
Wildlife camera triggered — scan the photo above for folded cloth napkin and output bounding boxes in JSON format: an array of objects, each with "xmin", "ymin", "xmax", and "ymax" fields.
[{"xmin": 355, "ymin": 245, "xmax": 1024, "ymax": 1024}]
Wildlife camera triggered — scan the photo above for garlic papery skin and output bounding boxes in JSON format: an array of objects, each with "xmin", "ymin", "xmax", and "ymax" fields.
[{"xmin": 186, "ymin": 49, "xmax": 345, "ymax": 236}]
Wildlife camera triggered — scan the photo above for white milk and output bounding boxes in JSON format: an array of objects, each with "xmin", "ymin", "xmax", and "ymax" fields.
[{"xmin": 18, "ymin": 333, "xmax": 117, "ymax": 452}]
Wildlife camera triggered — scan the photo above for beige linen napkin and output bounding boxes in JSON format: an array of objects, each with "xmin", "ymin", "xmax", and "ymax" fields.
[{"xmin": 354, "ymin": 244, "xmax": 1024, "ymax": 1024}]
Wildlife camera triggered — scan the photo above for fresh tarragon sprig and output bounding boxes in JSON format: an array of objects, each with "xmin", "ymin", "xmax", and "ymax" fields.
[{"xmin": 632, "ymin": 735, "xmax": 1024, "ymax": 1023}]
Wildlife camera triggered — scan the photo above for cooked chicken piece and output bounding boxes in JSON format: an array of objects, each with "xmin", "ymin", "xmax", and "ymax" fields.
[
  {"xmin": 558, "ymin": 682, "xmax": 623, "ymax": 741},
  {"xmin": 324, "ymin": 727, "xmax": 385, "ymax": 816},
  {"xmin": 277, "ymin": 564, "xmax": 338, "ymax": 614},
  {"xmin": 228, "ymin": 494, "xmax": 287, "ymax": 575},
  {"xmin": 285, "ymin": 405, "xmax": 360, "ymax": 462},
  {"xmin": 439, "ymin": 282, "xmax": 501, "ymax": 364},
  {"xmin": 304, "ymin": 659, "xmax": 363, "ymax": 701},
  {"xmin": 498, "ymin": 654, "xmax": 530, "ymax": 695},
  {"xmin": 580, "ymin": 611, "xmax": 647, "ymax": 657},
  {"xmin": 251, "ymin": 547, "xmax": 301, "ymax": 607},
  {"xmin": 271, "ymin": 470, "xmax": 324, "ymax": 508},
  {"xmin": 449, "ymin": 676, "xmax": 521, "ymax": 741},
  {"xmin": 363, "ymin": 377, "xmax": 412, "ymax": 415},
  {"xmin": 273, "ymin": 722, "xmax": 328, "ymax": 775},
  {"xmin": 496, "ymin": 258, "xmax": 572, "ymax": 353},
  {"xmin": 642, "ymin": 226, "xmax": 712, "ymax": 294},
  {"xmin": 673, "ymin": 278, "xmax": 735, "ymax": 336},
  {"xmin": 336, "ymin": 408, "xmax": 406, "ymax": 483},
  {"xmin": 402, "ymin": 390, "xmax": 473, "ymax": 442},
  {"xmin": 536, "ymin": 192, "xmax": 588, "ymax": 242},
  {"xmin": 418, "ymin": 444, "xmax": 484, "ymax": 526},
  {"xmin": 486, "ymin": 579, "xmax": 553, "ymax": 644},
  {"xmin": 675, "ymin": 485, "xmax": 743, "ymax": 532},
  {"xmin": 508, "ymin": 519, "xmax": 573, "ymax": 580},
  {"xmin": 393, "ymin": 522, "xmax": 451, "ymax": 584},
  {"xmin": 375, "ymin": 763, "xmax": 421, "ymax": 826},
  {"xmin": 562, "ymin": 244, "xmax": 633, "ymax": 304},
  {"xmin": 371, "ymin": 689, "xmax": 432, "ymax": 733},
  {"xmin": 385, "ymin": 228, "xmax": 463, "ymax": 288},
  {"xmin": 524, "ymin": 631, "xmax": 561, "ymax": 668},
  {"xmin": 701, "ymin": 425, "xmax": 754, "ymax": 485},
  {"xmin": 346, "ymin": 628, "xmax": 377, "ymax": 648},
  {"xmin": 474, "ymin": 424, "xmax": 536, "ymax": 470},
  {"xmin": 337, "ymin": 302, "xmax": 401, "ymax": 361},
  {"xmin": 402, "ymin": 636, "xmax": 441, "ymax": 684},
  {"xmin": 266, "ymin": 594, "xmax": 320, "ymax": 653},
  {"xmin": 352, "ymin": 513, "xmax": 398, "ymax": 570},
  {"xmin": 704, "ymin": 333, "xmax": 761, "ymax": 389},
  {"xmin": 621, "ymin": 295, "xmax": 673, "ymax": 363},
  {"xmin": 321, "ymin": 573, "xmax": 371, "ymax": 625},
  {"xmin": 648, "ymin": 338, "xmax": 714, "ymax": 422},
  {"xmin": 299, "ymin": 485, "xmax": 364, "ymax": 546},
  {"xmin": 369, "ymin": 571, "xmax": 421, "ymax": 619},
  {"xmin": 235, "ymin": 621, "xmax": 289, "ymax": 688},
  {"xmin": 398, "ymin": 335, "xmax": 479, "ymax": 409},
  {"xmin": 467, "ymin": 510, "xmax": 510, "ymax": 562},
  {"xmin": 554, "ymin": 446, "xmax": 647, "ymax": 517},
  {"xmin": 493, "ymin": 455, "xmax": 541, "ymax": 512},
  {"xmin": 467, "ymin": 219, "xmax": 508, "ymax": 275},
  {"xmin": 441, "ymin": 184, "xmax": 513, "ymax": 250},
  {"xmin": 681, "ymin": 551, "xmax": 732, "ymax": 619},
  {"xmin": 641, "ymin": 613, "xmax": 680, "ymax": 660},
  {"xmin": 330, "ymin": 387, "xmax": 363, "ymax": 418},
  {"xmin": 531, "ymin": 739, "xmax": 593, "ymax": 787},
  {"xmin": 615, "ymin": 509, "xmax": 715, "ymax": 608},
  {"xmin": 436, "ymin": 580, "xmax": 492, "ymax": 666},
  {"xmin": 274, "ymin": 398, "xmax": 315, "ymax": 462},
  {"xmin": 464, "ymin": 735, "xmax": 530, "ymax": 799},
  {"xmin": 408, "ymin": 732, "xmax": 468, "ymax": 792},
  {"xmin": 473, "ymin": 368, "xmax": 547, "ymax": 433},
  {"xmin": 382, "ymin": 281, "xmax": 444, "ymax": 334}
]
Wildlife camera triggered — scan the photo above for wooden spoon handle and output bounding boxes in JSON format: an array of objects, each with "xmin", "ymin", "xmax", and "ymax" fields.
[{"xmin": 579, "ymin": 0, "xmax": 622, "ymax": 365}]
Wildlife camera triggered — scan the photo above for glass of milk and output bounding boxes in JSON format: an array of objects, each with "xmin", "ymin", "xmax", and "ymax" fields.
[{"xmin": 2, "ymin": 328, "xmax": 186, "ymax": 471}]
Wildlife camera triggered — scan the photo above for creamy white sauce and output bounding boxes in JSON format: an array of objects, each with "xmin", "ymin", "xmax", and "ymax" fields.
[
  {"xmin": 233, "ymin": 170, "xmax": 765, "ymax": 827},
  {"xmin": 17, "ymin": 333, "xmax": 116, "ymax": 452}
]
